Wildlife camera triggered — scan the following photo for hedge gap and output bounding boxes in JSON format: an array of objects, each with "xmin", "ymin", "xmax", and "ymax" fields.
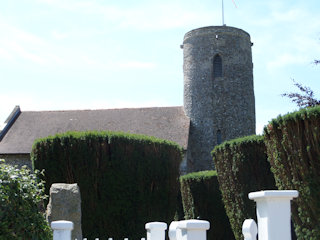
[{"xmin": 180, "ymin": 170, "xmax": 235, "ymax": 240}]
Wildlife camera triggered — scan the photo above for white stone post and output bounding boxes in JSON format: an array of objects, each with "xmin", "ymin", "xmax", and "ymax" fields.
[
  {"xmin": 174, "ymin": 220, "xmax": 210, "ymax": 240},
  {"xmin": 242, "ymin": 219, "xmax": 257, "ymax": 240},
  {"xmin": 249, "ymin": 190, "xmax": 298, "ymax": 240},
  {"xmin": 169, "ymin": 221, "xmax": 179, "ymax": 240},
  {"xmin": 51, "ymin": 220, "xmax": 74, "ymax": 240},
  {"xmin": 145, "ymin": 222, "xmax": 167, "ymax": 240}
]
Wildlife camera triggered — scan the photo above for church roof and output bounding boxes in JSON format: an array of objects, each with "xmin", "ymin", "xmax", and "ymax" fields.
[{"xmin": 0, "ymin": 106, "xmax": 190, "ymax": 154}]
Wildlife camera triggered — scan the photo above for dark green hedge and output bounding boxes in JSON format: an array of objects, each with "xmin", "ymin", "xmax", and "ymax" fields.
[
  {"xmin": 31, "ymin": 131, "xmax": 183, "ymax": 240},
  {"xmin": 180, "ymin": 171, "xmax": 235, "ymax": 240},
  {"xmin": 264, "ymin": 105, "xmax": 320, "ymax": 239},
  {"xmin": 212, "ymin": 135, "xmax": 276, "ymax": 240}
]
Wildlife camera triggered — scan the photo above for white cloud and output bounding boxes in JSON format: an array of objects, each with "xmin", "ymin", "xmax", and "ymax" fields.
[
  {"xmin": 80, "ymin": 55, "xmax": 156, "ymax": 70},
  {"xmin": 0, "ymin": 48, "xmax": 14, "ymax": 61},
  {"xmin": 4, "ymin": 24, "xmax": 46, "ymax": 46},
  {"xmin": 6, "ymin": 41, "xmax": 47, "ymax": 64},
  {"xmin": 112, "ymin": 61, "xmax": 156, "ymax": 70},
  {"xmin": 36, "ymin": 0, "xmax": 217, "ymax": 30},
  {"xmin": 250, "ymin": 2, "xmax": 320, "ymax": 74},
  {"xmin": 0, "ymin": 22, "xmax": 54, "ymax": 64},
  {"xmin": 115, "ymin": 4, "xmax": 213, "ymax": 30},
  {"xmin": 250, "ymin": 2, "xmax": 306, "ymax": 26},
  {"xmin": 0, "ymin": 14, "xmax": 159, "ymax": 70},
  {"xmin": 51, "ymin": 30, "xmax": 68, "ymax": 40},
  {"xmin": 271, "ymin": 8, "xmax": 305, "ymax": 23},
  {"xmin": 267, "ymin": 53, "xmax": 308, "ymax": 72}
]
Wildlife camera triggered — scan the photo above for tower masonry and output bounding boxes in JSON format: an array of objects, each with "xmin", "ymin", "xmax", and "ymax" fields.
[{"xmin": 183, "ymin": 26, "xmax": 256, "ymax": 172}]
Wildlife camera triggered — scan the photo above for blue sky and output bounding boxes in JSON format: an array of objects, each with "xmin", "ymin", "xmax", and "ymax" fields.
[{"xmin": 0, "ymin": 0, "xmax": 319, "ymax": 134}]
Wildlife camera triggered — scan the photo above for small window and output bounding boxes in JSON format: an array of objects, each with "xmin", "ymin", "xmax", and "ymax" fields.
[
  {"xmin": 213, "ymin": 55, "xmax": 222, "ymax": 78},
  {"xmin": 217, "ymin": 130, "xmax": 222, "ymax": 145}
]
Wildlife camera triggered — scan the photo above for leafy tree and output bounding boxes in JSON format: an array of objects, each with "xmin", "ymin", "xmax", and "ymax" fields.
[
  {"xmin": 281, "ymin": 80, "xmax": 320, "ymax": 108},
  {"xmin": 0, "ymin": 160, "xmax": 52, "ymax": 240},
  {"xmin": 282, "ymin": 60, "xmax": 319, "ymax": 108}
]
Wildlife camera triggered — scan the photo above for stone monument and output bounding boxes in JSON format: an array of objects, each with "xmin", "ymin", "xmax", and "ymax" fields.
[{"xmin": 46, "ymin": 183, "xmax": 82, "ymax": 240}]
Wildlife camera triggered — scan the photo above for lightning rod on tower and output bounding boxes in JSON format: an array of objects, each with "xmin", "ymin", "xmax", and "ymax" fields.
[{"xmin": 222, "ymin": 0, "xmax": 225, "ymax": 25}]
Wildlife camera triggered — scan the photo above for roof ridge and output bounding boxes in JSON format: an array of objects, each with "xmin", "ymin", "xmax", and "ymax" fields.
[{"xmin": 21, "ymin": 106, "xmax": 184, "ymax": 113}]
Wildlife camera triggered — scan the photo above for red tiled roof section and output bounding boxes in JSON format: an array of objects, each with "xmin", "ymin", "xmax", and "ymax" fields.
[{"xmin": 0, "ymin": 107, "xmax": 190, "ymax": 154}]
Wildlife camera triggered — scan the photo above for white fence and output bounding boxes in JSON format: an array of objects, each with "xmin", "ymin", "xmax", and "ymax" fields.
[
  {"xmin": 51, "ymin": 219, "xmax": 210, "ymax": 240},
  {"xmin": 51, "ymin": 190, "xmax": 298, "ymax": 240}
]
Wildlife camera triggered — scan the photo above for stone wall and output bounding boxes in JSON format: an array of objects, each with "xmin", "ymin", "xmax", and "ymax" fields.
[
  {"xmin": 0, "ymin": 154, "xmax": 31, "ymax": 169},
  {"xmin": 183, "ymin": 26, "xmax": 256, "ymax": 172}
]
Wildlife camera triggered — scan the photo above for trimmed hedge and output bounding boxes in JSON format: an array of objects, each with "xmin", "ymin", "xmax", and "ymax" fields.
[
  {"xmin": 0, "ymin": 160, "xmax": 52, "ymax": 239},
  {"xmin": 264, "ymin": 105, "xmax": 320, "ymax": 239},
  {"xmin": 31, "ymin": 131, "xmax": 183, "ymax": 240},
  {"xmin": 212, "ymin": 135, "xmax": 276, "ymax": 240},
  {"xmin": 180, "ymin": 171, "xmax": 235, "ymax": 240}
]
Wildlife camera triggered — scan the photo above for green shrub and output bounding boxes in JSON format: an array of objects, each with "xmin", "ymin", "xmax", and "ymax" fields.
[
  {"xmin": 0, "ymin": 160, "xmax": 52, "ymax": 240},
  {"xmin": 212, "ymin": 135, "xmax": 276, "ymax": 240},
  {"xmin": 180, "ymin": 171, "xmax": 235, "ymax": 240},
  {"xmin": 264, "ymin": 105, "xmax": 320, "ymax": 239},
  {"xmin": 31, "ymin": 131, "xmax": 182, "ymax": 240}
]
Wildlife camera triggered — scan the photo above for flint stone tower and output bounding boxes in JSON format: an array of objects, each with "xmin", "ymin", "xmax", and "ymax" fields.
[{"xmin": 183, "ymin": 26, "xmax": 256, "ymax": 172}]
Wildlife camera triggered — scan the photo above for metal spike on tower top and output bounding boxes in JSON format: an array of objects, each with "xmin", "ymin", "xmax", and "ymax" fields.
[{"xmin": 222, "ymin": 0, "xmax": 225, "ymax": 25}]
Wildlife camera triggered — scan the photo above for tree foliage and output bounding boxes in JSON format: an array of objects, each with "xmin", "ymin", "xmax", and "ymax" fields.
[
  {"xmin": 0, "ymin": 160, "xmax": 52, "ymax": 240},
  {"xmin": 282, "ymin": 80, "xmax": 320, "ymax": 108},
  {"xmin": 282, "ymin": 60, "xmax": 320, "ymax": 108}
]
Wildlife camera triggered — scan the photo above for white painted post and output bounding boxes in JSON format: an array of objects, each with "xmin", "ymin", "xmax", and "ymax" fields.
[
  {"xmin": 176, "ymin": 220, "xmax": 210, "ymax": 240},
  {"xmin": 145, "ymin": 222, "xmax": 167, "ymax": 240},
  {"xmin": 242, "ymin": 219, "xmax": 257, "ymax": 240},
  {"xmin": 51, "ymin": 220, "xmax": 74, "ymax": 240},
  {"xmin": 249, "ymin": 190, "xmax": 298, "ymax": 240},
  {"xmin": 169, "ymin": 221, "xmax": 179, "ymax": 240}
]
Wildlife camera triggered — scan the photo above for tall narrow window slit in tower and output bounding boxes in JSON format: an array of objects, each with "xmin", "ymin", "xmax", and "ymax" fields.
[
  {"xmin": 217, "ymin": 130, "xmax": 222, "ymax": 145},
  {"xmin": 213, "ymin": 54, "xmax": 222, "ymax": 78}
]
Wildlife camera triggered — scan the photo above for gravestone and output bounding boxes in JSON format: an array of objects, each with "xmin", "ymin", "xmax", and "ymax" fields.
[{"xmin": 46, "ymin": 183, "xmax": 82, "ymax": 240}]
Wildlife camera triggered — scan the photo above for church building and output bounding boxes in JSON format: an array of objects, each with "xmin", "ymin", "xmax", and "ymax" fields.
[{"xmin": 0, "ymin": 25, "xmax": 256, "ymax": 173}]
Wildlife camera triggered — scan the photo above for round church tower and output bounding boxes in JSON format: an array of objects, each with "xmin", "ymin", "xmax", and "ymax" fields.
[{"xmin": 183, "ymin": 26, "xmax": 256, "ymax": 172}]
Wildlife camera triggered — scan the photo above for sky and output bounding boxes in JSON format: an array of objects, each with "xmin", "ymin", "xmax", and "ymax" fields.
[{"xmin": 0, "ymin": 0, "xmax": 319, "ymax": 134}]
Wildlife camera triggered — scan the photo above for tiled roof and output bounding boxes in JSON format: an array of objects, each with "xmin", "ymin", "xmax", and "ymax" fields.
[{"xmin": 0, "ymin": 107, "xmax": 190, "ymax": 154}]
